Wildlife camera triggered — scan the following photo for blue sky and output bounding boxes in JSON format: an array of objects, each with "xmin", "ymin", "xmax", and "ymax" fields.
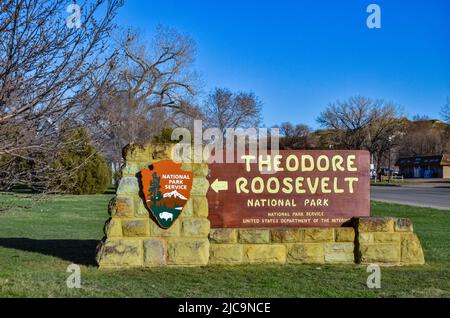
[{"xmin": 116, "ymin": 0, "xmax": 450, "ymax": 128}]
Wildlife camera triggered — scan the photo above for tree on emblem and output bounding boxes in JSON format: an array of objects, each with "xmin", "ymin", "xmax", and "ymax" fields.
[{"xmin": 149, "ymin": 172, "xmax": 163, "ymax": 203}]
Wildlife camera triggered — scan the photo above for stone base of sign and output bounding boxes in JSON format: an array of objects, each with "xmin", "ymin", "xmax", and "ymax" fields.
[
  {"xmin": 209, "ymin": 228, "xmax": 352, "ymax": 265},
  {"xmin": 96, "ymin": 143, "xmax": 211, "ymax": 268},
  {"xmin": 209, "ymin": 218, "xmax": 425, "ymax": 266},
  {"xmin": 355, "ymin": 217, "xmax": 425, "ymax": 266},
  {"xmin": 98, "ymin": 216, "xmax": 424, "ymax": 268},
  {"xmin": 96, "ymin": 143, "xmax": 425, "ymax": 268}
]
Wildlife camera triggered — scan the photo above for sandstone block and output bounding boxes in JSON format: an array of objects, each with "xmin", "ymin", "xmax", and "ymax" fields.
[
  {"xmin": 303, "ymin": 228, "xmax": 334, "ymax": 242},
  {"xmin": 192, "ymin": 196, "xmax": 209, "ymax": 217},
  {"xmin": 324, "ymin": 243, "xmax": 354, "ymax": 264},
  {"xmin": 121, "ymin": 162, "xmax": 139, "ymax": 177},
  {"xmin": 96, "ymin": 239, "xmax": 143, "ymax": 267},
  {"xmin": 116, "ymin": 177, "xmax": 139, "ymax": 196},
  {"xmin": 182, "ymin": 198, "xmax": 194, "ymax": 217},
  {"xmin": 401, "ymin": 233, "xmax": 425, "ymax": 265},
  {"xmin": 358, "ymin": 233, "xmax": 373, "ymax": 243},
  {"xmin": 136, "ymin": 200, "xmax": 149, "ymax": 217},
  {"xmin": 270, "ymin": 229, "xmax": 302, "ymax": 243},
  {"xmin": 373, "ymin": 232, "xmax": 401, "ymax": 243},
  {"xmin": 181, "ymin": 163, "xmax": 209, "ymax": 177},
  {"xmin": 395, "ymin": 218, "xmax": 414, "ymax": 232},
  {"xmin": 243, "ymin": 244, "xmax": 286, "ymax": 264},
  {"xmin": 167, "ymin": 239, "xmax": 210, "ymax": 265},
  {"xmin": 191, "ymin": 177, "xmax": 210, "ymax": 196},
  {"xmin": 359, "ymin": 232, "xmax": 401, "ymax": 243},
  {"xmin": 239, "ymin": 229, "xmax": 270, "ymax": 244},
  {"xmin": 149, "ymin": 144, "xmax": 174, "ymax": 161},
  {"xmin": 209, "ymin": 229, "xmax": 238, "ymax": 244},
  {"xmin": 209, "ymin": 244, "xmax": 243, "ymax": 264},
  {"xmin": 104, "ymin": 218, "xmax": 122, "ymax": 238},
  {"xmin": 122, "ymin": 144, "xmax": 151, "ymax": 162},
  {"xmin": 286, "ymin": 243, "xmax": 324, "ymax": 264},
  {"xmin": 172, "ymin": 146, "xmax": 195, "ymax": 163},
  {"xmin": 108, "ymin": 197, "xmax": 134, "ymax": 218},
  {"xmin": 181, "ymin": 218, "xmax": 210, "ymax": 237},
  {"xmin": 357, "ymin": 217, "xmax": 394, "ymax": 233},
  {"xmin": 358, "ymin": 243, "xmax": 400, "ymax": 264},
  {"xmin": 123, "ymin": 144, "xmax": 174, "ymax": 162},
  {"xmin": 122, "ymin": 219, "xmax": 150, "ymax": 237},
  {"xmin": 144, "ymin": 239, "xmax": 166, "ymax": 266},
  {"xmin": 181, "ymin": 162, "xmax": 193, "ymax": 172},
  {"xmin": 335, "ymin": 228, "xmax": 355, "ymax": 242}
]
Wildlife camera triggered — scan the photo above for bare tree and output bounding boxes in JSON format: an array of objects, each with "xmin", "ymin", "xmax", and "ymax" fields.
[
  {"xmin": 121, "ymin": 26, "xmax": 200, "ymax": 121},
  {"xmin": 442, "ymin": 97, "xmax": 450, "ymax": 123},
  {"xmin": 202, "ymin": 88, "xmax": 262, "ymax": 131},
  {"xmin": 83, "ymin": 26, "xmax": 201, "ymax": 168},
  {"xmin": 367, "ymin": 117, "xmax": 404, "ymax": 176},
  {"xmin": 277, "ymin": 122, "xmax": 311, "ymax": 149},
  {"xmin": 0, "ymin": 0, "xmax": 122, "ymax": 191},
  {"xmin": 317, "ymin": 96, "xmax": 402, "ymax": 174}
]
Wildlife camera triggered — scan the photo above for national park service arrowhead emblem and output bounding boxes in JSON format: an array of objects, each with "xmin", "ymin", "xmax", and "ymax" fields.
[{"xmin": 140, "ymin": 160, "xmax": 193, "ymax": 229}]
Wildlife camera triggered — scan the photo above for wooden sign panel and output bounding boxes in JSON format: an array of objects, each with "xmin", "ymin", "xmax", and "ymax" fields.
[{"xmin": 207, "ymin": 150, "xmax": 370, "ymax": 228}]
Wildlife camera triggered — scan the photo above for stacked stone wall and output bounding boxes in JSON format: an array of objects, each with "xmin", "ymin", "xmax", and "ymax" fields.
[
  {"xmin": 209, "ymin": 228, "xmax": 355, "ymax": 265},
  {"xmin": 96, "ymin": 144, "xmax": 210, "ymax": 268},
  {"xmin": 355, "ymin": 217, "xmax": 425, "ymax": 265}
]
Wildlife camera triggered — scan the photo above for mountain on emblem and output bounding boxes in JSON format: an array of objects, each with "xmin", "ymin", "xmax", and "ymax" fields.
[
  {"xmin": 140, "ymin": 160, "xmax": 193, "ymax": 229},
  {"xmin": 163, "ymin": 190, "xmax": 188, "ymax": 200}
]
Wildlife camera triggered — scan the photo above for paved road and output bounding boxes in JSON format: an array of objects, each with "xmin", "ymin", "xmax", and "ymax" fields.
[{"xmin": 371, "ymin": 186, "xmax": 450, "ymax": 210}]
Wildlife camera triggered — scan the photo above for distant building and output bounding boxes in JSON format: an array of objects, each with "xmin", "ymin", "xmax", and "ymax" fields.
[{"xmin": 395, "ymin": 154, "xmax": 450, "ymax": 179}]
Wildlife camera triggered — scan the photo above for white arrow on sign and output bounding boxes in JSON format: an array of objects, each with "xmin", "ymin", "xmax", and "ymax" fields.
[{"xmin": 211, "ymin": 179, "xmax": 229, "ymax": 193}]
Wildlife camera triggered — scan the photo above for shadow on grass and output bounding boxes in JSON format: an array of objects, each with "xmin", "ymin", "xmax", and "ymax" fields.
[{"xmin": 0, "ymin": 238, "xmax": 99, "ymax": 266}]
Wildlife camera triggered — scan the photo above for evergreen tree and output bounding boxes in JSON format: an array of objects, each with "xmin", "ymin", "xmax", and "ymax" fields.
[
  {"xmin": 149, "ymin": 172, "xmax": 163, "ymax": 203},
  {"xmin": 53, "ymin": 127, "xmax": 112, "ymax": 194}
]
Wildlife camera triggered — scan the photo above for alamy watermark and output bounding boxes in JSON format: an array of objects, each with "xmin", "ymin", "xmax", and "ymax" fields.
[
  {"xmin": 366, "ymin": 4, "xmax": 381, "ymax": 29},
  {"xmin": 66, "ymin": 4, "xmax": 81, "ymax": 29},
  {"xmin": 66, "ymin": 263, "xmax": 81, "ymax": 289},
  {"xmin": 172, "ymin": 120, "xmax": 280, "ymax": 169},
  {"xmin": 366, "ymin": 264, "xmax": 381, "ymax": 289}
]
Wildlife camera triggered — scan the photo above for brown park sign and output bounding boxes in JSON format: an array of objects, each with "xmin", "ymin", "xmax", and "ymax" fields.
[{"xmin": 207, "ymin": 150, "xmax": 370, "ymax": 228}]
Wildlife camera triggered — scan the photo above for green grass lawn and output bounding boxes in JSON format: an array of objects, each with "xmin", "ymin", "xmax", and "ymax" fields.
[{"xmin": 0, "ymin": 193, "xmax": 449, "ymax": 298}]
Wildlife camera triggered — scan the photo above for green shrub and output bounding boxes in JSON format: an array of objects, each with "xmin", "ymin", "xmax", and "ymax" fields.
[
  {"xmin": 153, "ymin": 127, "xmax": 179, "ymax": 143},
  {"xmin": 55, "ymin": 127, "xmax": 112, "ymax": 194}
]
